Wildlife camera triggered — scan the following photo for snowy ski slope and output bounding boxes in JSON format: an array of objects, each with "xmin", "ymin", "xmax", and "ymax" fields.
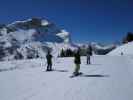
[
  {"xmin": 108, "ymin": 42, "xmax": 133, "ymax": 55},
  {"xmin": 0, "ymin": 55, "xmax": 133, "ymax": 100}
]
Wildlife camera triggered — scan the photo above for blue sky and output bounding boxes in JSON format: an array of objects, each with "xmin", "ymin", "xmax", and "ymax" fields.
[{"xmin": 0, "ymin": 0, "xmax": 133, "ymax": 43}]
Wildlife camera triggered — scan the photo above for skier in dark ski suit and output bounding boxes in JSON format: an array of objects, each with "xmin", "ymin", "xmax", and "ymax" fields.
[
  {"xmin": 86, "ymin": 45, "xmax": 92, "ymax": 64},
  {"xmin": 74, "ymin": 49, "xmax": 81, "ymax": 75},
  {"xmin": 46, "ymin": 51, "xmax": 53, "ymax": 71}
]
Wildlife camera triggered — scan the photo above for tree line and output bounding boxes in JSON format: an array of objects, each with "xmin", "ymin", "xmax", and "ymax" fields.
[{"xmin": 122, "ymin": 32, "xmax": 133, "ymax": 43}]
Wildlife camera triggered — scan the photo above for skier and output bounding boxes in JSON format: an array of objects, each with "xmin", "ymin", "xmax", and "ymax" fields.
[
  {"xmin": 86, "ymin": 45, "xmax": 92, "ymax": 64},
  {"xmin": 73, "ymin": 49, "xmax": 81, "ymax": 76},
  {"xmin": 46, "ymin": 50, "xmax": 53, "ymax": 71}
]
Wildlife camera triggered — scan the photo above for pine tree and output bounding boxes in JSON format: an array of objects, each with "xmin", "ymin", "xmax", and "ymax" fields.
[
  {"xmin": 60, "ymin": 49, "xmax": 65, "ymax": 57},
  {"xmin": 122, "ymin": 32, "xmax": 133, "ymax": 43}
]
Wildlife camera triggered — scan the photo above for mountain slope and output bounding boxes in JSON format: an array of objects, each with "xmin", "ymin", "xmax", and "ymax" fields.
[{"xmin": 108, "ymin": 42, "xmax": 133, "ymax": 55}]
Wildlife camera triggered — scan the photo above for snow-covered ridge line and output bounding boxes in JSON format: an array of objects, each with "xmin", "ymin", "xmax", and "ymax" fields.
[{"xmin": 7, "ymin": 19, "xmax": 33, "ymax": 27}]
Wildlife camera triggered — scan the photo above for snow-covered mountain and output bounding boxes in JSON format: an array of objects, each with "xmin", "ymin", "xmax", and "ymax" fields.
[
  {"xmin": 0, "ymin": 18, "xmax": 117, "ymax": 61},
  {"xmin": 75, "ymin": 42, "xmax": 116, "ymax": 55},
  {"xmin": 108, "ymin": 42, "xmax": 133, "ymax": 56},
  {"xmin": 91, "ymin": 43, "xmax": 116, "ymax": 55},
  {"xmin": 0, "ymin": 18, "xmax": 73, "ymax": 60},
  {"xmin": 5, "ymin": 18, "xmax": 71, "ymax": 43}
]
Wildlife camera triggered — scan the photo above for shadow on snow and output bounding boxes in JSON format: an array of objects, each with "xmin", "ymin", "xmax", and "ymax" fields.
[
  {"xmin": 81, "ymin": 74, "xmax": 109, "ymax": 77},
  {"xmin": 53, "ymin": 69, "xmax": 69, "ymax": 72}
]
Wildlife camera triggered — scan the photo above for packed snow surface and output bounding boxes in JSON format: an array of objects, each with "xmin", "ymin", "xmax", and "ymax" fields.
[
  {"xmin": 108, "ymin": 42, "xmax": 133, "ymax": 55},
  {"xmin": 0, "ymin": 55, "xmax": 133, "ymax": 100}
]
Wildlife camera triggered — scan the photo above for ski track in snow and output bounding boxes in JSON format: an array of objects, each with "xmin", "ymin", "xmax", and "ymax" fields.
[{"xmin": 0, "ymin": 56, "xmax": 133, "ymax": 100}]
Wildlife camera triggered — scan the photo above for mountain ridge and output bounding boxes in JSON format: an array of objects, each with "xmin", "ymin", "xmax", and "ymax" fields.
[
  {"xmin": 0, "ymin": 18, "xmax": 116, "ymax": 61},
  {"xmin": 0, "ymin": 18, "xmax": 72, "ymax": 60}
]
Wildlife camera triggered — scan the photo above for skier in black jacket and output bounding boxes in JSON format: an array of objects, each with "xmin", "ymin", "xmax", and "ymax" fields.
[
  {"xmin": 86, "ymin": 45, "xmax": 92, "ymax": 64},
  {"xmin": 73, "ymin": 49, "xmax": 81, "ymax": 76},
  {"xmin": 46, "ymin": 51, "xmax": 53, "ymax": 71}
]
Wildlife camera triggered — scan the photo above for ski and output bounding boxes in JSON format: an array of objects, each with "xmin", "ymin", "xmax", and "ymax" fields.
[{"xmin": 70, "ymin": 72, "xmax": 83, "ymax": 78}]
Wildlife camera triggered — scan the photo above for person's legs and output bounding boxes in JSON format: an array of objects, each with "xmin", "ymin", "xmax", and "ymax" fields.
[
  {"xmin": 87, "ymin": 56, "xmax": 91, "ymax": 64},
  {"xmin": 46, "ymin": 64, "xmax": 49, "ymax": 71},
  {"xmin": 74, "ymin": 64, "xmax": 80, "ymax": 75},
  {"xmin": 77, "ymin": 64, "xmax": 80, "ymax": 73},
  {"xmin": 87, "ymin": 56, "xmax": 90, "ymax": 64},
  {"xmin": 89, "ymin": 56, "xmax": 91, "ymax": 64},
  {"xmin": 49, "ymin": 63, "xmax": 52, "ymax": 71},
  {"xmin": 47, "ymin": 62, "xmax": 51, "ymax": 71},
  {"xmin": 87, "ymin": 57, "xmax": 89, "ymax": 64}
]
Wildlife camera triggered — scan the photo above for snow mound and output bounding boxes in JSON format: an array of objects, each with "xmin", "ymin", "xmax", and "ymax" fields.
[{"xmin": 108, "ymin": 42, "xmax": 133, "ymax": 55}]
